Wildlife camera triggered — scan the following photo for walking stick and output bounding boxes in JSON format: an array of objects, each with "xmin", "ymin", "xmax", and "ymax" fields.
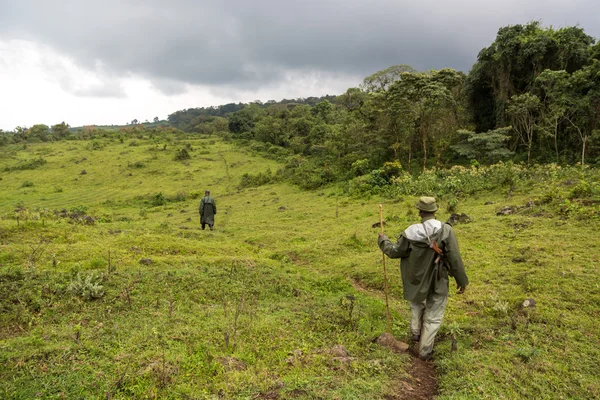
[{"xmin": 379, "ymin": 204, "xmax": 392, "ymax": 334}]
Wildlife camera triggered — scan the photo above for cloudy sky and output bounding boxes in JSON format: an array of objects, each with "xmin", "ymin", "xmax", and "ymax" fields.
[{"xmin": 1, "ymin": 0, "xmax": 598, "ymax": 130}]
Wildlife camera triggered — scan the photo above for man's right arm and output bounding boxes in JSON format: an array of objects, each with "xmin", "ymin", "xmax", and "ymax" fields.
[{"xmin": 378, "ymin": 234, "xmax": 410, "ymax": 258}]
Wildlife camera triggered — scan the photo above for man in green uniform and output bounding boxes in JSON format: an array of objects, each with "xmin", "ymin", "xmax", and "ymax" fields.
[
  {"xmin": 378, "ymin": 196, "xmax": 468, "ymax": 360},
  {"xmin": 199, "ymin": 190, "xmax": 217, "ymax": 230}
]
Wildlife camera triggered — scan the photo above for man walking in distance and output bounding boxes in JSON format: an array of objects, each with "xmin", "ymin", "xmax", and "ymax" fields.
[
  {"xmin": 199, "ymin": 190, "xmax": 217, "ymax": 230},
  {"xmin": 378, "ymin": 196, "xmax": 468, "ymax": 360}
]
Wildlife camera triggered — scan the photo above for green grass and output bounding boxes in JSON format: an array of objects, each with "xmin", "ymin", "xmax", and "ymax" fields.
[{"xmin": 1, "ymin": 137, "xmax": 599, "ymax": 399}]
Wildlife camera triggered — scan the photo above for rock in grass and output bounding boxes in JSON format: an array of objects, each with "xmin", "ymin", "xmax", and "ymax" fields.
[
  {"xmin": 496, "ymin": 206, "xmax": 515, "ymax": 216},
  {"xmin": 217, "ymin": 356, "xmax": 246, "ymax": 371},
  {"xmin": 328, "ymin": 345, "xmax": 349, "ymax": 358},
  {"xmin": 375, "ymin": 332, "xmax": 409, "ymax": 353},
  {"xmin": 447, "ymin": 213, "xmax": 472, "ymax": 225},
  {"xmin": 139, "ymin": 258, "xmax": 152, "ymax": 265},
  {"xmin": 522, "ymin": 298, "xmax": 536, "ymax": 308}
]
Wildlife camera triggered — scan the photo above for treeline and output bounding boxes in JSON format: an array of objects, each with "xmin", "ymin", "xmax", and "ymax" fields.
[
  {"xmin": 3, "ymin": 22, "xmax": 599, "ymax": 189},
  {"xmin": 0, "ymin": 123, "xmax": 186, "ymax": 146},
  {"xmin": 166, "ymin": 96, "xmax": 338, "ymax": 133},
  {"xmin": 193, "ymin": 22, "xmax": 600, "ymax": 186}
]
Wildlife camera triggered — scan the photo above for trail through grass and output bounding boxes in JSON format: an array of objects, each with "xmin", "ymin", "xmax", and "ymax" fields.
[{"xmin": 1, "ymin": 137, "xmax": 599, "ymax": 399}]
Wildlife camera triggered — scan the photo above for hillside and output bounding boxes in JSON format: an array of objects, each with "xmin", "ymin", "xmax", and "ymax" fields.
[{"xmin": 1, "ymin": 137, "xmax": 599, "ymax": 398}]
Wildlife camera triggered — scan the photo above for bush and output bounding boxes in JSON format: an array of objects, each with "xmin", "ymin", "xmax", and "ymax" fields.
[
  {"xmin": 351, "ymin": 159, "xmax": 370, "ymax": 176},
  {"xmin": 174, "ymin": 148, "xmax": 191, "ymax": 161},
  {"xmin": 151, "ymin": 192, "xmax": 167, "ymax": 207},
  {"xmin": 128, "ymin": 161, "xmax": 145, "ymax": 168},
  {"xmin": 239, "ymin": 169, "xmax": 274, "ymax": 188},
  {"xmin": 4, "ymin": 157, "xmax": 46, "ymax": 172},
  {"xmin": 21, "ymin": 181, "xmax": 34, "ymax": 188},
  {"xmin": 68, "ymin": 273, "xmax": 105, "ymax": 300}
]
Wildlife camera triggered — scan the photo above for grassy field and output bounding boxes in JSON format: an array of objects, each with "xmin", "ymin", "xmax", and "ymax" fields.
[{"xmin": 1, "ymin": 137, "xmax": 599, "ymax": 399}]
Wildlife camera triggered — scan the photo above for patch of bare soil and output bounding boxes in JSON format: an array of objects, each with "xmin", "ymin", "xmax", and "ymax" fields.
[
  {"xmin": 385, "ymin": 357, "xmax": 438, "ymax": 400},
  {"xmin": 352, "ymin": 279, "xmax": 438, "ymax": 400}
]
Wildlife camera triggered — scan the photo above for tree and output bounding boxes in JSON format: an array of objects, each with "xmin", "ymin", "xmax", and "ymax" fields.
[
  {"xmin": 154, "ymin": 116, "xmax": 159, "ymax": 123},
  {"xmin": 51, "ymin": 122, "xmax": 70, "ymax": 140},
  {"xmin": 131, "ymin": 119, "xmax": 138, "ymax": 125},
  {"xmin": 507, "ymin": 93, "xmax": 541, "ymax": 165},
  {"xmin": 467, "ymin": 22, "xmax": 596, "ymax": 132},
  {"xmin": 361, "ymin": 64, "xmax": 416, "ymax": 93},
  {"xmin": 567, "ymin": 60, "xmax": 600, "ymax": 166},
  {"xmin": 28, "ymin": 124, "xmax": 50, "ymax": 142},
  {"xmin": 452, "ymin": 127, "xmax": 514, "ymax": 163},
  {"xmin": 387, "ymin": 70, "xmax": 459, "ymax": 170},
  {"xmin": 535, "ymin": 70, "xmax": 571, "ymax": 163}
]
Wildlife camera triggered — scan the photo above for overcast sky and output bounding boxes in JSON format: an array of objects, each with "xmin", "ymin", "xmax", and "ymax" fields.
[{"xmin": 1, "ymin": 0, "xmax": 598, "ymax": 130}]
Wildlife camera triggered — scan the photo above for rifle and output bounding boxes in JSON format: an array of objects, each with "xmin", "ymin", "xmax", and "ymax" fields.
[
  {"xmin": 422, "ymin": 223, "xmax": 452, "ymax": 280},
  {"xmin": 429, "ymin": 240, "xmax": 452, "ymax": 280}
]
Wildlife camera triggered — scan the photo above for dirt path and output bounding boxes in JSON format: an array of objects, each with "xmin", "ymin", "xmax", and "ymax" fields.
[{"xmin": 352, "ymin": 279, "xmax": 438, "ymax": 400}]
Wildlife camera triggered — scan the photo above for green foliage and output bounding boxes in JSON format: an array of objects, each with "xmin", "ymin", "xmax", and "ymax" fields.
[
  {"xmin": 151, "ymin": 192, "xmax": 167, "ymax": 207},
  {"xmin": 128, "ymin": 160, "xmax": 146, "ymax": 168},
  {"xmin": 239, "ymin": 168, "xmax": 274, "ymax": 188},
  {"xmin": 351, "ymin": 159, "xmax": 370, "ymax": 176},
  {"xmin": 4, "ymin": 157, "xmax": 47, "ymax": 172},
  {"xmin": 67, "ymin": 272, "xmax": 105, "ymax": 300},
  {"xmin": 174, "ymin": 147, "xmax": 191, "ymax": 161},
  {"xmin": 20, "ymin": 180, "xmax": 34, "ymax": 188},
  {"xmin": 452, "ymin": 127, "xmax": 514, "ymax": 163}
]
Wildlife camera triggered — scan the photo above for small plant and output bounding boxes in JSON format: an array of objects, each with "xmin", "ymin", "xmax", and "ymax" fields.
[
  {"xmin": 139, "ymin": 208, "xmax": 148, "ymax": 218},
  {"xmin": 151, "ymin": 192, "xmax": 166, "ymax": 207},
  {"xmin": 128, "ymin": 161, "xmax": 145, "ymax": 168},
  {"xmin": 21, "ymin": 180, "xmax": 34, "ymax": 188},
  {"xmin": 68, "ymin": 272, "xmax": 105, "ymax": 300},
  {"xmin": 447, "ymin": 198, "xmax": 459, "ymax": 213},
  {"xmin": 515, "ymin": 346, "xmax": 539, "ymax": 363},
  {"xmin": 569, "ymin": 180, "xmax": 591, "ymax": 199},
  {"xmin": 174, "ymin": 148, "xmax": 191, "ymax": 161}
]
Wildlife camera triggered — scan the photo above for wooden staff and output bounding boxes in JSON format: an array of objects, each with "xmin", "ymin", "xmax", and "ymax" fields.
[{"xmin": 379, "ymin": 204, "xmax": 392, "ymax": 334}]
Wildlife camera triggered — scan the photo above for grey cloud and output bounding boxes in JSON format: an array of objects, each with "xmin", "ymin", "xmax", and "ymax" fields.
[
  {"xmin": 1, "ymin": 0, "xmax": 599, "ymax": 95},
  {"xmin": 73, "ymin": 84, "xmax": 127, "ymax": 98}
]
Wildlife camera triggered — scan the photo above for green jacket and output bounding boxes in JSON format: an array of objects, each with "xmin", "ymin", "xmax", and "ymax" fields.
[
  {"xmin": 199, "ymin": 196, "xmax": 217, "ymax": 225},
  {"xmin": 378, "ymin": 216, "xmax": 468, "ymax": 303}
]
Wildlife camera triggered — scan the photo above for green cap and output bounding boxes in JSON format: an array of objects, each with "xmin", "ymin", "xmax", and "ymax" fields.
[{"xmin": 416, "ymin": 196, "xmax": 438, "ymax": 212}]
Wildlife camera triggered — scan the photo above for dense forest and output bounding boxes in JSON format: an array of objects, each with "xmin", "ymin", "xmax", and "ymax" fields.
[{"xmin": 2, "ymin": 22, "xmax": 599, "ymax": 188}]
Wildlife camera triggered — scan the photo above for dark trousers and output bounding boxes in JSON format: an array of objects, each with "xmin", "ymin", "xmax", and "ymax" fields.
[{"xmin": 201, "ymin": 223, "xmax": 213, "ymax": 231}]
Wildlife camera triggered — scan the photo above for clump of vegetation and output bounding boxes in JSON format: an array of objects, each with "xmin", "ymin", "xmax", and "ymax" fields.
[
  {"xmin": 67, "ymin": 272, "xmax": 105, "ymax": 300},
  {"xmin": 21, "ymin": 181, "xmax": 34, "ymax": 188},
  {"xmin": 174, "ymin": 148, "xmax": 191, "ymax": 161},
  {"xmin": 128, "ymin": 160, "xmax": 146, "ymax": 168},
  {"xmin": 239, "ymin": 168, "xmax": 274, "ymax": 188},
  {"xmin": 151, "ymin": 192, "xmax": 166, "ymax": 207},
  {"xmin": 4, "ymin": 157, "xmax": 47, "ymax": 172}
]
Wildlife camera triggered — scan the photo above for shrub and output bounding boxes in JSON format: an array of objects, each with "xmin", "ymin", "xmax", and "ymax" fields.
[
  {"xmin": 21, "ymin": 180, "xmax": 34, "ymax": 188},
  {"xmin": 5, "ymin": 157, "xmax": 47, "ymax": 172},
  {"xmin": 239, "ymin": 169, "xmax": 274, "ymax": 188},
  {"xmin": 570, "ymin": 181, "xmax": 592, "ymax": 199},
  {"xmin": 128, "ymin": 160, "xmax": 145, "ymax": 168},
  {"xmin": 151, "ymin": 192, "xmax": 166, "ymax": 207},
  {"xmin": 68, "ymin": 272, "xmax": 105, "ymax": 300},
  {"xmin": 351, "ymin": 159, "xmax": 370, "ymax": 176},
  {"xmin": 174, "ymin": 148, "xmax": 191, "ymax": 161}
]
